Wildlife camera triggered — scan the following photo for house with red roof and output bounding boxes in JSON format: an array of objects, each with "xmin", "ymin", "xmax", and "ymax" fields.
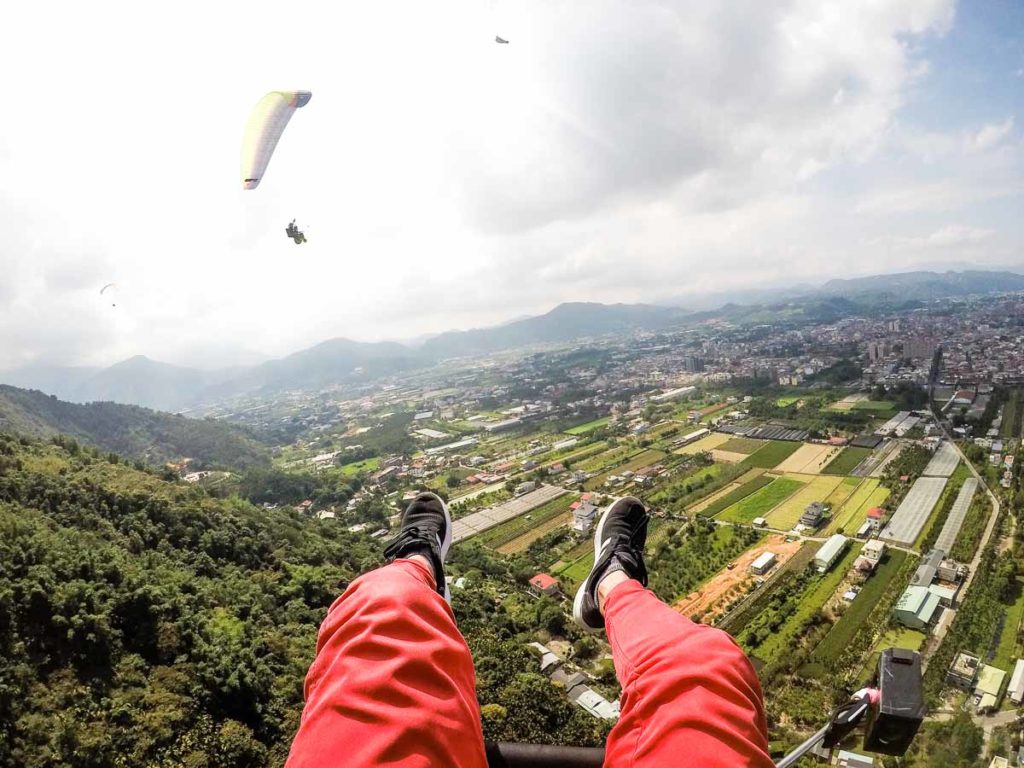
[{"xmin": 529, "ymin": 573, "xmax": 561, "ymax": 598}]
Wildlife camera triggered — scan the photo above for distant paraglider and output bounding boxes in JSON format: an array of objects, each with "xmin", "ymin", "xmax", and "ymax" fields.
[
  {"xmin": 495, "ymin": 35, "xmax": 509, "ymax": 44},
  {"xmin": 100, "ymin": 283, "xmax": 117, "ymax": 307},
  {"xmin": 240, "ymin": 90, "xmax": 312, "ymax": 191},
  {"xmin": 285, "ymin": 219, "xmax": 307, "ymax": 245}
]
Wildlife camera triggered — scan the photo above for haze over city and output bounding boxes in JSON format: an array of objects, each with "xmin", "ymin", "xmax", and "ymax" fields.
[{"xmin": 1, "ymin": 0, "xmax": 1021, "ymax": 370}]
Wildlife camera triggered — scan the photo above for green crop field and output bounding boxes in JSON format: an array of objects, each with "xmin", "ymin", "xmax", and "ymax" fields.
[
  {"xmin": 822, "ymin": 446, "xmax": 872, "ymax": 475},
  {"xmin": 700, "ymin": 475, "xmax": 774, "ymax": 517},
  {"xmin": 766, "ymin": 475, "xmax": 844, "ymax": 530},
  {"xmin": 566, "ymin": 416, "xmax": 612, "ymax": 435},
  {"xmin": 822, "ymin": 479, "xmax": 886, "ymax": 536},
  {"xmin": 578, "ymin": 445, "xmax": 636, "ymax": 473},
  {"xmin": 810, "ymin": 550, "xmax": 909, "ymax": 663},
  {"xmin": 584, "ymin": 449, "xmax": 668, "ymax": 490},
  {"xmin": 742, "ymin": 441, "xmax": 802, "ymax": 469},
  {"xmin": 776, "ymin": 396, "xmax": 801, "ymax": 407},
  {"xmin": 340, "ymin": 456, "xmax": 381, "ymax": 476},
  {"xmin": 719, "ymin": 437, "xmax": 766, "ymax": 454},
  {"xmin": 716, "ymin": 477, "xmax": 805, "ymax": 524},
  {"xmin": 851, "ymin": 400, "xmax": 898, "ymax": 412},
  {"xmin": 1001, "ymin": 389, "xmax": 1022, "ymax": 439},
  {"xmin": 992, "ymin": 577, "xmax": 1024, "ymax": 669},
  {"xmin": 477, "ymin": 493, "xmax": 577, "ymax": 550},
  {"xmin": 749, "ymin": 546, "xmax": 858, "ymax": 665}
]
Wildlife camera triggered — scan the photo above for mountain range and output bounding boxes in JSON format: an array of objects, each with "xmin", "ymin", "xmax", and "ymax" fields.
[{"xmin": 2, "ymin": 269, "xmax": 1021, "ymax": 411}]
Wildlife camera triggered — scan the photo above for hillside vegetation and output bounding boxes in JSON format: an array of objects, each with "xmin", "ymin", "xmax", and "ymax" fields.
[
  {"xmin": 0, "ymin": 385, "xmax": 270, "ymax": 469},
  {"xmin": 0, "ymin": 434, "xmax": 600, "ymax": 768}
]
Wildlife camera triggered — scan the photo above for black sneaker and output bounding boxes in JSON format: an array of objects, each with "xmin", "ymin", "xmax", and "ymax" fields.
[
  {"xmin": 383, "ymin": 491, "xmax": 452, "ymax": 602},
  {"xmin": 572, "ymin": 497, "xmax": 649, "ymax": 632}
]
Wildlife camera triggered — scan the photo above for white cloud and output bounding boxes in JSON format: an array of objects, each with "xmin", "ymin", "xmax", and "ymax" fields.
[{"xmin": 3, "ymin": 0, "xmax": 1020, "ymax": 372}]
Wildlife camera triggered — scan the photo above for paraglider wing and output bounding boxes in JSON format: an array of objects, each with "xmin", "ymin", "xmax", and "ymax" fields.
[
  {"xmin": 100, "ymin": 283, "xmax": 117, "ymax": 307},
  {"xmin": 240, "ymin": 90, "xmax": 312, "ymax": 190},
  {"xmin": 495, "ymin": 35, "xmax": 509, "ymax": 44}
]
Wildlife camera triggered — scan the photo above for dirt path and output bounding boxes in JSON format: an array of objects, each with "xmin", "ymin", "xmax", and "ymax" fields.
[{"xmin": 672, "ymin": 535, "xmax": 804, "ymax": 623}]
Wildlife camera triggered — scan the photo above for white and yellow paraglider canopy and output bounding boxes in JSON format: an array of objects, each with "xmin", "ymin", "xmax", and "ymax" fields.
[{"xmin": 240, "ymin": 90, "xmax": 312, "ymax": 190}]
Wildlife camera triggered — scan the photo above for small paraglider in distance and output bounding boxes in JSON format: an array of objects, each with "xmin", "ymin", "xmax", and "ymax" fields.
[
  {"xmin": 285, "ymin": 219, "xmax": 307, "ymax": 245},
  {"xmin": 240, "ymin": 90, "xmax": 312, "ymax": 190},
  {"xmin": 495, "ymin": 35, "xmax": 509, "ymax": 44},
  {"xmin": 100, "ymin": 283, "xmax": 116, "ymax": 307}
]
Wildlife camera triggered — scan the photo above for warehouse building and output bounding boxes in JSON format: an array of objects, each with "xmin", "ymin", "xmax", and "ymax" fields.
[
  {"xmin": 893, "ymin": 585, "xmax": 942, "ymax": 630},
  {"xmin": 750, "ymin": 551, "xmax": 777, "ymax": 576},
  {"xmin": 814, "ymin": 534, "xmax": 849, "ymax": 572},
  {"xmin": 1008, "ymin": 659, "xmax": 1024, "ymax": 705}
]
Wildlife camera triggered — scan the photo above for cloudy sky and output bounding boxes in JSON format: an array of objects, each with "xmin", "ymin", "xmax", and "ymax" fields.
[{"xmin": 1, "ymin": 0, "xmax": 1022, "ymax": 370}]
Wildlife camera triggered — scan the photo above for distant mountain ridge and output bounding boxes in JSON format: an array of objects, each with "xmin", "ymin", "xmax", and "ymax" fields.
[
  {"xmin": 0, "ymin": 384, "xmax": 270, "ymax": 468},
  {"xmin": 2, "ymin": 269, "xmax": 1021, "ymax": 410}
]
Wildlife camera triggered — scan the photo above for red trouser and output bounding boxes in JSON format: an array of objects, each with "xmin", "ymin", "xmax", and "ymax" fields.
[{"xmin": 286, "ymin": 560, "xmax": 773, "ymax": 768}]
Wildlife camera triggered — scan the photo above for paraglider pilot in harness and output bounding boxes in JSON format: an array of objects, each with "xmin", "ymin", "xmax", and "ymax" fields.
[
  {"xmin": 285, "ymin": 494, "xmax": 778, "ymax": 767},
  {"xmin": 285, "ymin": 219, "xmax": 306, "ymax": 244}
]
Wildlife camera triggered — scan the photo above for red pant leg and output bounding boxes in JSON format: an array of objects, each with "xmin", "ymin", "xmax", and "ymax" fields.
[
  {"xmin": 286, "ymin": 559, "xmax": 487, "ymax": 768},
  {"xmin": 603, "ymin": 581, "xmax": 772, "ymax": 768}
]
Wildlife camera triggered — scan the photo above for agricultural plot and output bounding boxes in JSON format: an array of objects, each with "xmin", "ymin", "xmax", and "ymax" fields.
[
  {"xmin": 577, "ymin": 445, "xmax": 637, "ymax": 473},
  {"xmin": 685, "ymin": 468, "xmax": 765, "ymax": 514},
  {"xmin": 675, "ymin": 432, "xmax": 732, "ymax": 455},
  {"xmin": 776, "ymin": 396, "xmax": 802, "ymax": 407},
  {"xmin": 566, "ymin": 416, "xmax": 611, "ymax": 435},
  {"xmin": 451, "ymin": 485, "xmax": 568, "ymax": 543},
  {"xmin": 992, "ymin": 577, "xmax": 1024, "ymax": 670},
  {"xmin": 829, "ymin": 393, "xmax": 868, "ymax": 411},
  {"xmin": 339, "ymin": 456, "xmax": 381, "ymax": 476},
  {"xmin": 673, "ymin": 535, "xmax": 803, "ymax": 624},
  {"xmin": 879, "ymin": 477, "xmax": 948, "ymax": 545},
  {"xmin": 822, "ymin": 447, "xmax": 872, "ymax": 476},
  {"xmin": 719, "ymin": 437, "xmax": 766, "ymax": 454},
  {"xmin": 749, "ymin": 547, "xmax": 859, "ymax": 666},
  {"xmin": 1001, "ymin": 389, "xmax": 1022, "ymax": 439},
  {"xmin": 584, "ymin": 449, "xmax": 668, "ymax": 490},
  {"xmin": 716, "ymin": 477, "xmax": 805, "ymax": 524},
  {"xmin": 852, "ymin": 400, "xmax": 898, "ymax": 412},
  {"xmin": 491, "ymin": 495, "xmax": 579, "ymax": 554},
  {"xmin": 765, "ymin": 475, "xmax": 844, "ymax": 530},
  {"xmin": 710, "ymin": 449, "xmax": 750, "ymax": 464},
  {"xmin": 934, "ymin": 478, "xmax": 979, "ymax": 554},
  {"xmin": 698, "ymin": 473, "xmax": 774, "ymax": 517},
  {"xmin": 742, "ymin": 441, "xmax": 802, "ymax": 469},
  {"xmin": 823, "ymin": 480, "xmax": 888, "ymax": 536},
  {"xmin": 537, "ymin": 440, "xmax": 608, "ymax": 471},
  {"xmin": 809, "ymin": 550, "xmax": 910, "ymax": 665},
  {"xmin": 774, "ymin": 443, "xmax": 842, "ymax": 474},
  {"xmin": 718, "ymin": 541, "xmax": 818, "ymax": 633}
]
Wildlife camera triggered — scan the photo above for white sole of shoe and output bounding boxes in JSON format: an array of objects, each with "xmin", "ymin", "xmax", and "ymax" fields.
[{"xmin": 421, "ymin": 491, "xmax": 453, "ymax": 603}]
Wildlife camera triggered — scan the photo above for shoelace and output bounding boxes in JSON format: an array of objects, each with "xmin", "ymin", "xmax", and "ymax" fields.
[
  {"xmin": 383, "ymin": 526, "xmax": 429, "ymax": 559},
  {"xmin": 608, "ymin": 533, "xmax": 648, "ymax": 586}
]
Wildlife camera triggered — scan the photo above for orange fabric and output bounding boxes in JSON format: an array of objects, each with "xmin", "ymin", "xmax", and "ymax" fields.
[
  {"xmin": 286, "ymin": 565, "xmax": 771, "ymax": 767},
  {"xmin": 602, "ymin": 580, "xmax": 773, "ymax": 768},
  {"xmin": 285, "ymin": 559, "xmax": 487, "ymax": 768}
]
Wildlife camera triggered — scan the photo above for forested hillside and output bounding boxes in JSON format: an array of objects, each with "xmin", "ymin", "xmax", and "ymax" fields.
[
  {"xmin": 0, "ymin": 435, "xmax": 601, "ymax": 768},
  {"xmin": 0, "ymin": 385, "xmax": 270, "ymax": 469}
]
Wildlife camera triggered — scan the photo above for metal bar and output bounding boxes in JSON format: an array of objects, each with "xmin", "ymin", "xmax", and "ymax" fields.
[
  {"xmin": 773, "ymin": 723, "xmax": 830, "ymax": 768},
  {"xmin": 485, "ymin": 742, "xmax": 605, "ymax": 768}
]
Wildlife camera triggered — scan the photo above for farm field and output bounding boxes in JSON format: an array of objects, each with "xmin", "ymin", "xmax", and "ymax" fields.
[
  {"xmin": 991, "ymin": 577, "xmax": 1024, "ymax": 670},
  {"xmin": 1001, "ymin": 389, "xmax": 1022, "ymax": 439},
  {"xmin": 676, "ymin": 432, "xmax": 732, "ymax": 455},
  {"xmin": 751, "ymin": 547, "xmax": 859, "ymax": 666},
  {"xmin": 716, "ymin": 477, "xmax": 805, "ymax": 524},
  {"xmin": 577, "ymin": 445, "xmax": 637, "ymax": 473},
  {"xmin": 537, "ymin": 440, "xmax": 608, "ymax": 471},
  {"xmin": 699, "ymin": 474, "xmax": 774, "ymax": 517},
  {"xmin": 340, "ymin": 456, "xmax": 381, "ymax": 476},
  {"xmin": 710, "ymin": 449, "xmax": 750, "ymax": 464},
  {"xmin": 673, "ymin": 535, "xmax": 803, "ymax": 624},
  {"xmin": 852, "ymin": 400, "xmax": 898, "ymax": 412},
  {"xmin": 823, "ymin": 480, "xmax": 888, "ymax": 536},
  {"xmin": 822, "ymin": 446, "xmax": 872, "ymax": 476},
  {"xmin": 686, "ymin": 468, "xmax": 765, "ymax": 514},
  {"xmin": 774, "ymin": 443, "xmax": 842, "ymax": 474},
  {"xmin": 776, "ymin": 396, "xmax": 802, "ymax": 407},
  {"xmin": 829, "ymin": 393, "xmax": 868, "ymax": 411},
  {"xmin": 481, "ymin": 493, "xmax": 579, "ymax": 551},
  {"xmin": 809, "ymin": 550, "xmax": 910, "ymax": 665},
  {"xmin": 583, "ymin": 449, "xmax": 667, "ymax": 490},
  {"xmin": 719, "ymin": 437, "xmax": 766, "ymax": 454},
  {"xmin": 566, "ymin": 416, "xmax": 611, "ymax": 435},
  {"xmin": 718, "ymin": 542, "xmax": 818, "ymax": 634},
  {"xmin": 765, "ymin": 475, "xmax": 844, "ymax": 530},
  {"xmin": 742, "ymin": 441, "xmax": 803, "ymax": 469}
]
